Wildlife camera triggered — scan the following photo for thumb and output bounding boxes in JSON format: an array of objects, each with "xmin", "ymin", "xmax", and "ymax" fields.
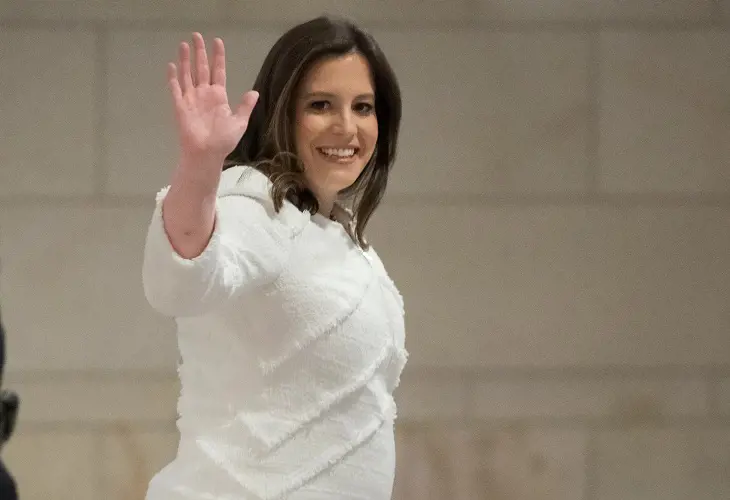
[{"xmin": 234, "ymin": 90, "xmax": 259, "ymax": 125}]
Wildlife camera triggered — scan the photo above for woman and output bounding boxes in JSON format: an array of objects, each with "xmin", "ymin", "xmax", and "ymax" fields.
[{"xmin": 142, "ymin": 16, "xmax": 408, "ymax": 500}]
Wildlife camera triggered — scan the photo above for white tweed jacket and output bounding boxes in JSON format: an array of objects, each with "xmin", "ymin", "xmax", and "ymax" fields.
[{"xmin": 142, "ymin": 165, "xmax": 408, "ymax": 500}]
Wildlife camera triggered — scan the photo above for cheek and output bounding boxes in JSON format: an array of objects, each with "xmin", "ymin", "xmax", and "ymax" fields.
[
  {"xmin": 295, "ymin": 115, "xmax": 318, "ymax": 151},
  {"xmin": 299, "ymin": 114, "xmax": 324, "ymax": 139}
]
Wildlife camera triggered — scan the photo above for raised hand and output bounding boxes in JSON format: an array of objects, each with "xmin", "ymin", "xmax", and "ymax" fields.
[{"xmin": 168, "ymin": 33, "xmax": 259, "ymax": 163}]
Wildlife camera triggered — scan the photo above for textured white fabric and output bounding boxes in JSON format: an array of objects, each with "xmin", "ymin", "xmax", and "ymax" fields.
[{"xmin": 142, "ymin": 166, "xmax": 408, "ymax": 500}]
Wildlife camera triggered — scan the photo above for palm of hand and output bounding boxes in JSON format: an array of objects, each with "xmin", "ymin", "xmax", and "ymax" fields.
[{"xmin": 178, "ymin": 85, "xmax": 236, "ymax": 154}]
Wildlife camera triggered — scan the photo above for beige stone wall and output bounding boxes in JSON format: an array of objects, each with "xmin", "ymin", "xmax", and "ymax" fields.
[{"xmin": 1, "ymin": 1, "xmax": 729, "ymax": 499}]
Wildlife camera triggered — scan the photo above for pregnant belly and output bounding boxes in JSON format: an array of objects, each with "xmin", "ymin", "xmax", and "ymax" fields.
[{"xmin": 146, "ymin": 421, "xmax": 397, "ymax": 500}]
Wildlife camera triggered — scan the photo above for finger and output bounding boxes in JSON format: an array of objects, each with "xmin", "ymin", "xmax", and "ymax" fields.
[
  {"xmin": 167, "ymin": 62, "xmax": 183, "ymax": 104},
  {"xmin": 234, "ymin": 90, "xmax": 260, "ymax": 126},
  {"xmin": 193, "ymin": 32, "xmax": 210, "ymax": 86},
  {"xmin": 178, "ymin": 42, "xmax": 193, "ymax": 92},
  {"xmin": 211, "ymin": 37, "xmax": 226, "ymax": 87}
]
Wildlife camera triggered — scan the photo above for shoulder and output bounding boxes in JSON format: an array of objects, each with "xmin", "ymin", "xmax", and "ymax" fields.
[
  {"xmin": 218, "ymin": 165, "xmax": 310, "ymax": 232},
  {"xmin": 217, "ymin": 165, "xmax": 272, "ymax": 201},
  {"xmin": 364, "ymin": 245, "xmax": 388, "ymax": 274}
]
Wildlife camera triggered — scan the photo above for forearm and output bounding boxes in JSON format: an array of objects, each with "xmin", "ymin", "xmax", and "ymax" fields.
[{"xmin": 162, "ymin": 153, "xmax": 224, "ymax": 259}]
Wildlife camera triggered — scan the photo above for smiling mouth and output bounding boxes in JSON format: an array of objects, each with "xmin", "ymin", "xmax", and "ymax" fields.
[{"xmin": 317, "ymin": 147, "xmax": 359, "ymax": 161}]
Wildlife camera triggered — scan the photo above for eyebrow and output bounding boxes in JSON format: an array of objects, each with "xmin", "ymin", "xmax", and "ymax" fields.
[{"xmin": 302, "ymin": 91, "xmax": 375, "ymax": 100}]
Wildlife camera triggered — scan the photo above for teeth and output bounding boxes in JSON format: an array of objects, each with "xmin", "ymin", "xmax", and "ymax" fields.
[{"xmin": 319, "ymin": 147, "xmax": 356, "ymax": 157}]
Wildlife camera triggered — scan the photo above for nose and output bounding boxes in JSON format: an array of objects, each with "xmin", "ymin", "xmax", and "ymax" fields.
[{"xmin": 331, "ymin": 109, "xmax": 357, "ymax": 136}]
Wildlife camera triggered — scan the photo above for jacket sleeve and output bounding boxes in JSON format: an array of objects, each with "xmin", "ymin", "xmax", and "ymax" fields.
[{"xmin": 142, "ymin": 170, "xmax": 296, "ymax": 318}]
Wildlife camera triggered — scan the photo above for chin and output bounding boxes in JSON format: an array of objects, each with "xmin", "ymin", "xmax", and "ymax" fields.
[
  {"xmin": 328, "ymin": 175, "xmax": 362, "ymax": 194},
  {"xmin": 314, "ymin": 165, "xmax": 365, "ymax": 188}
]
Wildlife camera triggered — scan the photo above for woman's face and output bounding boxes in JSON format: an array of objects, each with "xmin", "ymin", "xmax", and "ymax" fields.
[{"xmin": 294, "ymin": 52, "xmax": 379, "ymax": 206}]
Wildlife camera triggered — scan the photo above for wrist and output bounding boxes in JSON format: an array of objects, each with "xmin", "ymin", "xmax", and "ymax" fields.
[
  {"xmin": 171, "ymin": 154, "xmax": 225, "ymax": 195},
  {"xmin": 178, "ymin": 149, "xmax": 227, "ymax": 172}
]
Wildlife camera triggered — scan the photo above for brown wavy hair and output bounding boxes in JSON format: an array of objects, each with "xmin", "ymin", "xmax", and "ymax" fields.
[{"xmin": 223, "ymin": 15, "xmax": 402, "ymax": 248}]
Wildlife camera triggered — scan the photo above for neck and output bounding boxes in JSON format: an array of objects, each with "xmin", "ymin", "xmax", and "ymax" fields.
[
  {"xmin": 317, "ymin": 202, "xmax": 335, "ymax": 219},
  {"xmin": 312, "ymin": 190, "xmax": 337, "ymax": 219}
]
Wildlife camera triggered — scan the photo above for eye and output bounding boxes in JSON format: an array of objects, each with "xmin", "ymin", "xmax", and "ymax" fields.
[
  {"xmin": 354, "ymin": 102, "xmax": 375, "ymax": 115},
  {"xmin": 309, "ymin": 100, "xmax": 330, "ymax": 111}
]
